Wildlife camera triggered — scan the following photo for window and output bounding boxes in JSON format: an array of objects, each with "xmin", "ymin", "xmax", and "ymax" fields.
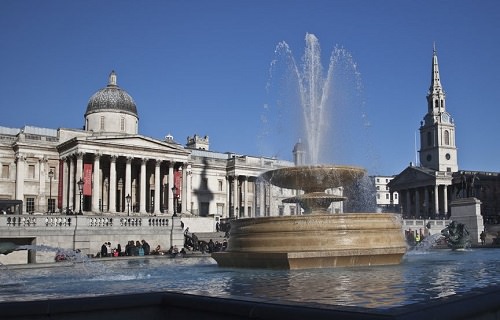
[
  {"xmin": 278, "ymin": 205, "xmax": 284, "ymax": 216},
  {"xmin": 217, "ymin": 203, "xmax": 224, "ymax": 215},
  {"xmin": 200, "ymin": 202, "xmax": 209, "ymax": 216},
  {"xmin": 394, "ymin": 194, "xmax": 398, "ymax": 200},
  {"xmin": 444, "ymin": 130, "xmax": 450, "ymax": 145},
  {"xmin": 386, "ymin": 194, "xmax": 389, "ymax": 200},
  {"xmin": 290, "ymin": 206, "xmax": 295, "ymax": 215},
  {"xmin": 377, "ymin": 194, "xmax": 380, "ymax": 199},
  {"xmin": 28, "ymin": 165, "xmax": 35, "ymax": 179},
  {"xmin": 100, "ymin": 116, "xmax": 105, "ymax": 130},
  {"xmin": 376, "ymin": 186, "xmax": 380, "ymax": 190},
  {"xmin": 120, "ymin": 118, "xmax": 125, "ymax": 131},
  {"xmin": 26, "ymin": 197, "xmax": 35, "ymax": 213},
  {"xmin": 218, "ymin": 180, "xmax": 223, "ymax": 192},
  {"xmin": 48, "ymin": 198, "xmax": 55, "ymax": 213},
  {"xmin": 2, "ymin": 165, "xmax": 9, "ymax": 179}
]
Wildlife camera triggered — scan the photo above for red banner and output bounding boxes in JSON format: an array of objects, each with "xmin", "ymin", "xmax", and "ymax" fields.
[
  {"xmin": 174, "ymin": 170, "xmax": 182, "ymax": 197},
  {"xmin": 83, "ymin": 164, "xmax": 92, "ymax": 196},
  {"xmin": 58, "ymin": 160, "xmax": 64, "ymax": 210}
]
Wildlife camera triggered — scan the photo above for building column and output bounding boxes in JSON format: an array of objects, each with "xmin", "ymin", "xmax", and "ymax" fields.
[
  {"xmin": 243, "ymin": 177, "xmax": 248, "ymax": 217},
  {"xmin": 62, "ymin": 158, "xmax": 68, "ymax": 212},
  {"xmin": 415, "ymin": 188, "xmax": 420, "ymax": 218},
  {"xmin": 167, "ymin": 162, "xmax": 174, "ymax": 216},
  {"xmin": 39, "ymin": 157, "xmax": 47, "ymax": 212},
  {"xmin": 185, "ymin": 164, "xmax": 192, "ymax": 215},
  {"xmin": 443, "ymin": 185, "xmax": 448, "ymax": 217},
  {"xmin": 15, "ymin": 154, "xmax": 25, "ymax": 201},
  {"xmin": 154, "ymin": 160, "xmax": 161, "ymax": 215},
  {"xmin": 109, "ymin": 155, "xmax": 117, "ymax": 213},
  {"xmin": 424, "ymin": 187, "xmax": 429, "ymax": 217},
  {"xmin": 125, "ymin": 157, "xmax": 132, "ymax": 213},
  {"xmin": 405, "ymin": 189, "xmax": 411, "ymax": 217},
  {"xmin": 181, "ymin": 163, "xmax": 188, "ymax": 214},
  {"xmin": 68, "ymin": 156, "xmax": 75, "ymax": 211},
  {"xmin": 434, "ymin": 185, "xmax": 439, "ymax": 216},
  {"xmin": 233, "ymin": 176, "xmax": 239, "ymax": 217},
  {"xmin": 76, "ymin": 153, "xmax": 84, "ymax": 213},
  {"xmin": 259, "ymin": 180, "xmax": 265, "ymax": 217},
  {"xmin": 225, "ymin": 176, "xmax": 230, "ymax": 219},
  {"xmin": 139, "ymin": 158, "xmax": 147, "ymax": 214},
  {"xmin": 92, "ymin": 154, "xmax": 101, "ymax": 213}
]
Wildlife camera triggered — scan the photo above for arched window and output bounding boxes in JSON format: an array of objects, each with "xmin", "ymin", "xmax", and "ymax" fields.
[
  {"xmin": 444, "ymin": 130, "xmax": 450, "ymax": 145},
  {"xmin": 434, "ymin": 99, "xmax": 439, "ymax": 108}
]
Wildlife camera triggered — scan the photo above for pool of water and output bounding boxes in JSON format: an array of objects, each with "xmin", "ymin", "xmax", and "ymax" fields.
[{"xmin": 1, "ymin": 248, "xmax": 499, "ymax": 309}]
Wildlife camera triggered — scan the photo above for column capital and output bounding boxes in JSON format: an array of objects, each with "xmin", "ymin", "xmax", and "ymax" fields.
[
  {"xmin": 141, "ymin": 158, "xmax": 149, "ymax": 165},
  {"xmin": 155, "ymin": 159, "xmax": 162, "ymax": 167},
  {"xmin": 110, "ymin": 154, "xmax": 118, "ymax": 162},
  {"xmin": 75, "ymin": 152, "xmax": 84, "ymax": 160}
]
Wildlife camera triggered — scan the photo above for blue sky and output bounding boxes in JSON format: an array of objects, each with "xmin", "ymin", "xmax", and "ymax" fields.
[{"xmin": 1, "ymin": 0, "xmax": 499, "ymax": 176}]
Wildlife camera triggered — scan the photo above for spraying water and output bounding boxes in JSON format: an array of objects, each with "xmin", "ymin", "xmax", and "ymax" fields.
[{"xmin": 262, "ymin": 33, "xmax": 369, "ymax": 166}]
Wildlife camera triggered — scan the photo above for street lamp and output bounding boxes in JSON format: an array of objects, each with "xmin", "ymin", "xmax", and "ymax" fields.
[
  {"xmin": 125, "ymin": 194, "xmax": 131, "ymax": 216},
  {"xmin": 77, "ymin": 178, "xmax": 84, "ymax": 215},
  {"xmin": 171, "ymin": 186, "xmax": 178, "ymax": 217},
  {"xmin": 48, "ymin": 169, "xmax": 54, "ymax": 213}
]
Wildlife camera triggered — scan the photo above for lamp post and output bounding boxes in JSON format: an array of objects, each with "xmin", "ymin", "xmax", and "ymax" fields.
[
  {"xmin": 126, "ymin": 194, "xmax": 131, "ymax": 216},
  {"xmin": 77, "ymin": 178, "xmax": 84, "ymax": 215},
  {"xmin": 48, "ymin": 169, "xmax": 54, "ymax": 213},
  {"xmin": 171, "ymin": 186, "xmax": 178, "ymax": 217}
]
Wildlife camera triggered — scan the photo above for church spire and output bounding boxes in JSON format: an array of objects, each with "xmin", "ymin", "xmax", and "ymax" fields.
[{"xmin": 426, "ymin": 43, "xmax": 446, "ymax": 115}]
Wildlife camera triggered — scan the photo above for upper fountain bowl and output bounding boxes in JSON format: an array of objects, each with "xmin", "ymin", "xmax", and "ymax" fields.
[{"xmin": 260, "ymin": 165, "xmax": 366, "ymax": 193}]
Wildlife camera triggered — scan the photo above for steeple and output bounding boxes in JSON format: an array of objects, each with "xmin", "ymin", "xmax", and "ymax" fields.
[
  {"xmin": 419, "ymin": 45, "xmax": 458, "ymax": 173},
  {"xmin": 426, "ymin": 43, "xmax": 446, "ymax": 116}
]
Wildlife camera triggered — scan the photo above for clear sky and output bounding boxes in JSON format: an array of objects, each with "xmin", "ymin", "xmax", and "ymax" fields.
[{"xmin": 1, "ymin": 0, "xmax": 499, "ymax": 176}]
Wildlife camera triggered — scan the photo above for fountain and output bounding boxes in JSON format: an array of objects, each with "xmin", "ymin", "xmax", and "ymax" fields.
[
  {"xmin": 441, "ymin": 221, "xmax": 472, "ymax": 250},
  {"xmin": 212, "ymin": 34, "xmax": 407, "ymax": 269}
]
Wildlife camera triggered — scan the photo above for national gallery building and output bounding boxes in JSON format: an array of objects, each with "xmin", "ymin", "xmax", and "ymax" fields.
[{"xmin": 0, "ymin": 71, "xmax": 297, "ymax": 220}]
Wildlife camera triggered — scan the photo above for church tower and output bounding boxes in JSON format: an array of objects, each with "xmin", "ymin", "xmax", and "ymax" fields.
[{"xmin": 419, "ymin": 45, "xmax": 458, "ymax": 172}]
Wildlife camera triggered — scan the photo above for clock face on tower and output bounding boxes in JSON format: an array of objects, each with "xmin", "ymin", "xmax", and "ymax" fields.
[{"xmin": 441, "ymin": 112, "xmax": 450, "ymax": 123}]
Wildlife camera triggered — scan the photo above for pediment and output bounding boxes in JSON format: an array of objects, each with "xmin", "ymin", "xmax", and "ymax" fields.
[
  {"xmin": 388, "ymin": 166, "xmax": 436, "ymax": 190},
  {"xmin": 57, "ymin": 134, "xmax": 190, "ymax": 156}
]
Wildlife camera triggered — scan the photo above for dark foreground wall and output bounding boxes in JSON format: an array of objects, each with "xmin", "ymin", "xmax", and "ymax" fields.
[{"xmin": 2, "ymin": 285, "xmax": 500, "ymax": 320}]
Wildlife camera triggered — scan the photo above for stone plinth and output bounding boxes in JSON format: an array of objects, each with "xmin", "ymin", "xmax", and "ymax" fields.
[
  {"xmin": 449, "ymin": 197, "xmax": 484, "ymax": 245},
  {"xmin": 212, "ymin": 213, "xmax": 407, "ymax": 269}
]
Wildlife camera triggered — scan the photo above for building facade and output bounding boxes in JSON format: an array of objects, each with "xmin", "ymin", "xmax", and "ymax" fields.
[{"xmin": 0, "ymin": 71, "xmax": 297, "ymax": 220}]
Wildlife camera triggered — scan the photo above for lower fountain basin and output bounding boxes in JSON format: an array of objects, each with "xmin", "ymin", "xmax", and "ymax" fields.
[{"xmin": 212, "ymin": 213, "xmax": 407, "ymax": 269}]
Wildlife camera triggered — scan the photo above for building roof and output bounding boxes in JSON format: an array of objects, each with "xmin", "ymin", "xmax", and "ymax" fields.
[{"xmin": 85, "ymin": 71, "xmax": 138, "ymax": 117}]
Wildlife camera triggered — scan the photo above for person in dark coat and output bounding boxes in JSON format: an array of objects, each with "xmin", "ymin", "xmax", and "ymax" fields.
[{"xmin": 100, "ymin": 242, "xmax": 108, "ymax": 258}]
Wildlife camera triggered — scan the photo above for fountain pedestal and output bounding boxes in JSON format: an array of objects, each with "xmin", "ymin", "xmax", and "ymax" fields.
[
  {"xmin": 212, "ymin": 165, "xmax": 407, "ymax": 269},
  {"xmin": 212, "ymin": 213, "xmax": 406, "ymax": 269}
]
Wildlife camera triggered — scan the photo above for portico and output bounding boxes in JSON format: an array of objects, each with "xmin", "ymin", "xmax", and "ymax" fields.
[{"xmin": 57, "ymin": 135, "xmax": 190, "ymax": 215}]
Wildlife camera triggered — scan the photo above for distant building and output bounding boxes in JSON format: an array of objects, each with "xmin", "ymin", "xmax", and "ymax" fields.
[
  {"xmin": 372, "ymin": 175, "xmax": 399, "ymax": 212},
  {"xmin": 0, "ymin": 71, "xmax": 297, "ymax": 220},
  {"xmin": 388, "ymin": 47, "xmax": 499, "ymax": 224}
]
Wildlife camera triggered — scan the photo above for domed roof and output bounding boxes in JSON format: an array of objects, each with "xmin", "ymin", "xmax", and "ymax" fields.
[{"xmin": 85, "ymin": 71, "xmax": 138, "ymax": 117}]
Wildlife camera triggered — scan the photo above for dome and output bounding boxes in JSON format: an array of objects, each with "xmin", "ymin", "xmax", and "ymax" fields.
[{"xmin": 85, "ymin": 71, "xmax": 138, "ymax": 117}]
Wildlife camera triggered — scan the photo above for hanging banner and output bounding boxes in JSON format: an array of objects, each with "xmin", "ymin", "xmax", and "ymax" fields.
[
  {"xmin": 174, "ymin": 170, "xmax": 182, "ymax": 198},
  {"xmin": 83, "ymin": 163, "xmax": 93, "ymax": 196},
  {"xmin": 57, "ymin": 159, "xmax": 64, "ymax": 210}
]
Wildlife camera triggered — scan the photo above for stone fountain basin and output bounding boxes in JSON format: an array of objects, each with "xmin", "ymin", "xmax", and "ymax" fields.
[
  {"xmin": 260, "ymin": 165, "xmax": 367, "ymax": 193},
  {"xmin": 212, "ymin": 213, "xmax": 407, "ymax": 269}
]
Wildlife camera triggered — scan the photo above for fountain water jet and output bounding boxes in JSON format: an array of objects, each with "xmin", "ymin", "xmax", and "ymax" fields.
[{"xmin": 212, "ymin": 34, "xmax": 406, "ymax": 269}]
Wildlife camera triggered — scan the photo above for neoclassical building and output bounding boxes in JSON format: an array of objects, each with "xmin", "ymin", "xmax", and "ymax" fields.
[
  {"xmin": 388, "ymin": 48, "xmax": 500, "ymax": 224},
  {"xmin": 0, "ymin": 71, "xmax": 297, "ymax": 220}
]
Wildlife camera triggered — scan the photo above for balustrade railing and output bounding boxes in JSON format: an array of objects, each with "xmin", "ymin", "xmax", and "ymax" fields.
[{"xmin": 0, "ymin": 215, "xmax": 172, "ymax": 229}]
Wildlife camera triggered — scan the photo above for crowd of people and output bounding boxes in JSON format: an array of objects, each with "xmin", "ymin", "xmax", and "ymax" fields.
[{"xmin": 98, "ymin": 239, "xmax": 152, "ymax": 257}]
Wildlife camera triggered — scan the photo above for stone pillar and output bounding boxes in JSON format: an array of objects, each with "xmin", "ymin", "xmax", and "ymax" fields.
[
  {"xmin": 449, "ymin": 198, "xmax": 484, "ymax": 245},
  {"xmin": 167, "ymin": 162, "xmax": 174, "ymax": 216},
  {"xmin": 62, "ymin": 158, "xmax": 69, "ymax": 212},
  {"xmin": 405, "ymin": 190, "xmax": 411, "ymax": 217},
  {"xmin": 243, "ymin": 177, "xmax": 248, "ymax": 217},
  {"xmin": 225, "ymin": 176, "xmax": 230, "ymax": 219},
  {"xmin": 15, "ymin": 154, "xmax": 25, "ymax": 201},
  {"xmin": 259, "ymin": 180, "xmax": 265, "ymax": 217},
  {"xmin": 139, "ymin": 158, "xmax": 147, "ymax": 214},
  {"xmin": 154, "ymin": 160, "xmax": 161, "ymax": 215},
  {"xmin": 443, "ymin": 185, "xmax": 448, "ymax": 216},
  {"xmin": 233, "ymin": 176, "xmax": 239, "ymax": 217},
  {"xmin": 415, "ymin": 188, "xmax": 420, "ymax": 218},
  {"xmin": 69, "ymin": 156, "xmax": 75, "ymax": 211},
  {"xmin": 424, "ymin": 187, "xmax": 429, "ymax": 217},
  {"xmin": 125, "ymin": 157, "xmax": 132, "ymax": 210},
  {"xmin": 92, "ymin": 154, "xmax": 101, "ymax": 213},
  {"xmin": 181, "ymin": 163, "xmax": 188, "ymax": 214},
  {"xmin": 434, "ymin": 185, "xmax": 439, "ymax": 216},
  {"xmin": 109, "ymin": 155, "xmax": 117, "ymax": 213},
  {"xmin": 76, "ymin": 153, "xmax": 84, "ymax": 213},
  {"xmin": 185, "ymin": 164, "xmax": 192, "ymax": 215}
]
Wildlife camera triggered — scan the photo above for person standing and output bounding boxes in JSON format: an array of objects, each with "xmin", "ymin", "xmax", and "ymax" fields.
[{"xmin": 100, "ymin": 242, "xmax": 108, "ymax": 258}]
